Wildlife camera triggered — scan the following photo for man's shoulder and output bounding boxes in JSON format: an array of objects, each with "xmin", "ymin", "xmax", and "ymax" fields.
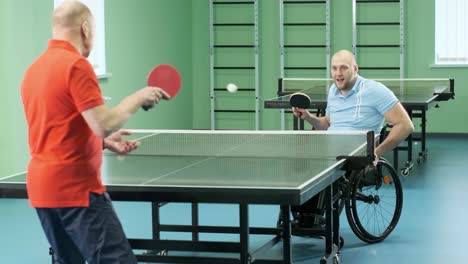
[
  {"xmin": 47, "ymin": 48, "xmax": 95, "ymax": 78},
  {"xmin": 360, "ymin": 78, "xmax": 398, "ymax": 105},
  {"xmin": 361, "ymin": 77, "xmax": 385, "ymax": 88},
  {"xmin": 361, "ymin": 78, "xmax": 393, "ymax": 95},
  {"xmin": 33, "ymin": 47, "xmax": 87, "ymax": 74}
]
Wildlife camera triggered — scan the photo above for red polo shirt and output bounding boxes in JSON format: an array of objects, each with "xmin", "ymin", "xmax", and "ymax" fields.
[{"xmin": 21, "ymin": 40, "xmax": 105, "ymax": 208}]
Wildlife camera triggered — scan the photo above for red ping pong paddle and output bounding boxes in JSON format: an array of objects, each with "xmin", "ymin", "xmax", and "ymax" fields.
[
  {"xmin": 142, "ymin": 64, "xmax": 182, "ymax": 111},
  {"xmin": 289, "ymin": 92, "xmax": 311, "ymax": 109}
]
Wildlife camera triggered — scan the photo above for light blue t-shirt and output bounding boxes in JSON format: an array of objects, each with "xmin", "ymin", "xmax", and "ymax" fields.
[{"xmin": 326, "ymin": 76, "xmax": 398, "ymax": 134}]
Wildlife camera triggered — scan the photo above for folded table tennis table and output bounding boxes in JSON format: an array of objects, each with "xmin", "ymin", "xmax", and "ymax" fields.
[{"xmin": 0, "ymin": 129, "xmax": 375, "ymax": 263}]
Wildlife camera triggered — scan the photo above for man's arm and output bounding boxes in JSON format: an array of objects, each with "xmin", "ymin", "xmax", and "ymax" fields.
[
  {"xmin": 82, "ymin": 86, "xmax": 169, "ymax": 138},
  {"xmin": 292, "ymin": 107, "xmax": 330, "ymax": 130},
  {"xmin": 375, "ymin": 102, "xmax": 414, "ymax": 157}
]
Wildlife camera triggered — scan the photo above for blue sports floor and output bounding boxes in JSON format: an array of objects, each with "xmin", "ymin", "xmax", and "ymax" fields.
[{"xmin": 0, "ymin": 135, "xmax": 466, "ymax": 263}]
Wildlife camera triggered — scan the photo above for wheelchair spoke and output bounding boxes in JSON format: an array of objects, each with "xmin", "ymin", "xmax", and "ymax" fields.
[{"xmin": 345, "ymin": 159, "xmax": 403, "ymax": 243}]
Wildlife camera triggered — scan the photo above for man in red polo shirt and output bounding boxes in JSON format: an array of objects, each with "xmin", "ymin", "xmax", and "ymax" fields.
[{"xmin": 20, "ymin": 1, "xmax": 169, "ymax": 263}]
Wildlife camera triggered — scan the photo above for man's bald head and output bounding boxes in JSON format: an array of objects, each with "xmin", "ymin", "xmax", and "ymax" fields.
[
  {"xmin": 331, "ymin": 50, "xmax": 357, "ymax": 67},
  {"xmin": 52, "ymin": 1, "xmax": 92, "ymax": 31},
  {"xmin": 52, "ymin": 1, "xmax": 95, "ymax": 57}
]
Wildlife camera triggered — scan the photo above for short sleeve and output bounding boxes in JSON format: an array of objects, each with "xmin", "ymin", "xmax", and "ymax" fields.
[
  {"xmin": 69, "ymin": 58, "xmax": 104, "ymax": 112},
  {"xmin": 372, "ymin": 82, "xmax": 398, "ymax": 115}
]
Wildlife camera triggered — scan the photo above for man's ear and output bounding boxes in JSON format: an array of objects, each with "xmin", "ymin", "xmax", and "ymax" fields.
[
  {"xmin": 81, "ymin": 20, "xmax": 90, "ymax": 39},
  {"xmin": 354, "ymin": 63, "xmax": 359, "ymax": 74}
]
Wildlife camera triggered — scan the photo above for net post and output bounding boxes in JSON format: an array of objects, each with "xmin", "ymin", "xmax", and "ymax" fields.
[
  {"xmin": 449, "ymin": 78, "xmax": 455, "ymax": 94},
  {"xmin": 278, "ymin": 78, "xmax": 284, "ymax": 96}
]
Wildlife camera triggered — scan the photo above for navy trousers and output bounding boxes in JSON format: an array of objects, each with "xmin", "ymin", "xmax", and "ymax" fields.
[{"xmin": 36, "ymin": 192, "xmax": 137, "ymax": 264}]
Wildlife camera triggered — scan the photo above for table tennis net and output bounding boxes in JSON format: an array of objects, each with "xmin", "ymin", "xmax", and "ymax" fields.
[
  {"xmin": 282, "ymin": 78, "xmax": 451, "ymax": 95},
  {"xmin": 118, "ymin": 130, "xmax": 368, "ymax": 159}
]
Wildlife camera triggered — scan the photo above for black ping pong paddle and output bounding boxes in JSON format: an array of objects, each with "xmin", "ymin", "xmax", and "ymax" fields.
[{"xmin": 289, "ymin": 92, "xmax": 311, "ymax": 109}]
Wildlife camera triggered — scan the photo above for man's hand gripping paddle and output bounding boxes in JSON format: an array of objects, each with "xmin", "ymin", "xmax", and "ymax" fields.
[{"xmin": 142, "ymin": 64, "xmax": 182, "ymax": 111}]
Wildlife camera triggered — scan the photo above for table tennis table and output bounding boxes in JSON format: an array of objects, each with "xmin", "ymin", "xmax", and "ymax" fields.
[
  {"xmin": 264, "ymin": 78, "xmax": 455, "ymax": 176},
  {"xmin": 0, "ymin": 129, "xmax": 375, "ymax": 264}
]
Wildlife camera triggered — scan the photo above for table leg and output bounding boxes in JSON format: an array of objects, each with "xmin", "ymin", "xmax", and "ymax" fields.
[
  {"xmin": 240, "ymin": 203, "xmax": 250, "ymax": 263},
  {"xmin": 281, "ymin": 204, "xmax": 292, "ymax": 263}
]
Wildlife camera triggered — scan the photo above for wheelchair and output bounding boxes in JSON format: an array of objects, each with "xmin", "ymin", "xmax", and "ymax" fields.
[{"xmin": 278, "ymin": 157, "xmax": 403, "ymax": 246}]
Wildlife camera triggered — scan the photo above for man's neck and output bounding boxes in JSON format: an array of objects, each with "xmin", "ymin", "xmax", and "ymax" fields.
[{"xmin": 53, "ymin": 29, "xmax": 83, "ymax": 55}]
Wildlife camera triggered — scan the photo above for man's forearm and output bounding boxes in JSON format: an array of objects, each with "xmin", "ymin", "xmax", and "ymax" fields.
[
  {"xmin": 84, "ymin": 93, "xmax": 143, "ymax": 138},
  {"xmin": 107, "ymin": 94, "xmax": 143, "ymax": 130},
  {"xmin": 304, "ymin": 115, "xmax": 330, "ymax": 130},
  {"xmin": 376, "ymin": 122, "xmax": 413, "ymax": 157}
]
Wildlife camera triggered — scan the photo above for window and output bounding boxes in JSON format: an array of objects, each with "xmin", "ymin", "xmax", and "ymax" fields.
[
  {"xmin": 54, "ymin": 0, "xmax": 107, "ymax": 77},
  {"xmin": 434, "ymin": 0, "xmax": 468, "ymax": 66}
]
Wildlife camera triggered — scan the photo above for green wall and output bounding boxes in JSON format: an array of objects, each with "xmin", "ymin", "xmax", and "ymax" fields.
[
  {"xmin": 0, "ymin": 0, "xmax": 51, "ymax": 177},
  {"xmin": 1, "ymin": 0, "xmax": 466, "ymax": 176},
  {"xmin": 191, "ymin": 0, "xmax": 466, "ymax": 132},
  {"xmin": 192, "ymin": 1, "xmax": 211, "ymax": 129},
  {"xmin": 0, "ymin": 0, "xmax": 193, "ymax": 177},
  {"xmin": 405, "ymin": 0, "xmax": 466, "ymax": 133},
  {"xmin": 101, "ymin": 0, "xmax": 193, "ymax": 130}
]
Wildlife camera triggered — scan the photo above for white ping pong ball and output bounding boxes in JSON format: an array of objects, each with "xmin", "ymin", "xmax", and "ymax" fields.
[
  {"xmin": 226, "ymin": 83, "xmax": 238, "ymax": 93},
  {"xmin": 117, "ymin": 155, "xmax": 125, "ymax": 161}
]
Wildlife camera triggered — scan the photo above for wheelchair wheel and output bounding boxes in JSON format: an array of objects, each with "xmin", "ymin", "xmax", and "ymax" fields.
[{"xmin": 344, "ymin": 158, "xmax": 403, "ymax": 243}]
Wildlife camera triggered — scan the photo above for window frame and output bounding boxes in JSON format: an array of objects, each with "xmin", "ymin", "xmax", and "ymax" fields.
[{"xmin": 434, "ymin": 0, "xmax": 468, "ymax": 67}]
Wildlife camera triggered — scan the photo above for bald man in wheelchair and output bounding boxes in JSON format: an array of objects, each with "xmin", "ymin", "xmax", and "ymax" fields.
[{"xmin": 291, "ymin": 50, "xmax": 413, "ymax": 230}]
